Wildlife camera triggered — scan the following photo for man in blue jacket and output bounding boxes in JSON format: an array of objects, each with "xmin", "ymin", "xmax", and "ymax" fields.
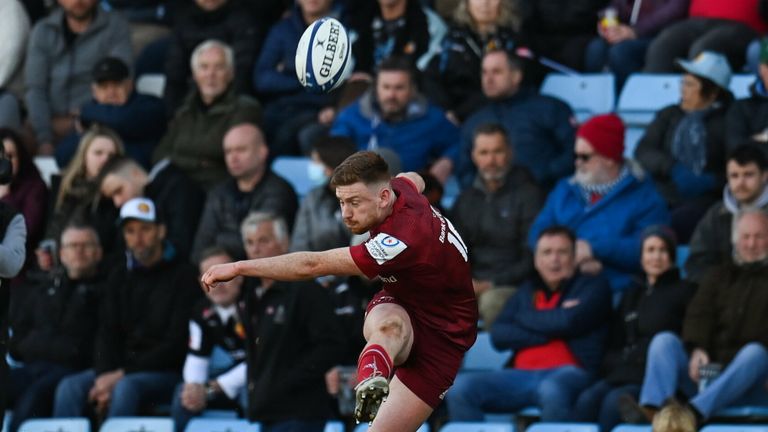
[
  {"xmin": 528, "ymin": 114, "xmax": 670, "ymax": 296},
  {"xmin": 446, "ymin": 226, "xmax": 612, "ymax": 421},
  {"xmin": 458, "ymin": 49, "xmax": 576, "ymax": 188},
  {"xmin": 330, "ymin": 56, "xmax": 459, "ymax": 184}
]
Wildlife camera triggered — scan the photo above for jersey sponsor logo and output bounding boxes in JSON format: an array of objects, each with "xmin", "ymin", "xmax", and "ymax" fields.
[
  {"xmin": 380, "ymin": 275, "xmax": 398, "ymax": 283},
  {"xmin": 365, "ymin": 233, "xmax": 408, "ymax": 265}
]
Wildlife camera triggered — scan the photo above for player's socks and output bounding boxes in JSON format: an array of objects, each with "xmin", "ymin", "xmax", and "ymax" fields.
[{"xmin": 356, "ymin": 344, "xmax": 393, "ymax": 384}]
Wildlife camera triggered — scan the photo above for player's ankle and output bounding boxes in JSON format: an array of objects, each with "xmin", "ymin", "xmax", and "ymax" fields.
[{"xmin": 356, "ymin": 344, "xmax": 393, "ymax": 383}]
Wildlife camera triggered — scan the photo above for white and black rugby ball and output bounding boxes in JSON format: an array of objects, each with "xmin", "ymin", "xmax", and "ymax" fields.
[{"xmin": 295, "ymin": 17, "xmax": 352, "ymax": 92}]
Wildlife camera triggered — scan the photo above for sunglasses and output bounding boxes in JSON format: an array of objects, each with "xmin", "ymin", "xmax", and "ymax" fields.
[{"xmin": 575, "ymin": 153, "xmax": 595, "ymax": 162}]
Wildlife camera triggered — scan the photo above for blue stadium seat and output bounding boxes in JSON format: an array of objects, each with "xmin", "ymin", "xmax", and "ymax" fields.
[
  {"xmin": 441, "ymin": 175, "xmax": 461, "ymax": 211},
  {"xmin": 440, "ymin": 423, "xmax": 513, "ymax": 432},
  {"xmin": 99, "ymin": 417, "xmax": 173, "ymax": 432},
  {"xmin": 324, "ymin": 421, "xmax": 344, "ymax": 432},
  {"xmin": 355, "ymin": 423, "xmax": 429, "ymax": 432},
  {"xmin": 611, "ymin": 425, "xmax": 651, "ymax": 432},
  {"xmin": 624, "ymin": 127, "xmax": 645, "ymax": 158},
  {"xmin": 526, "ymin": 423, "xmax": 599, "ymax": 432},
  {"xmin": 199, "ymin": 410, "xmax": 238, "ymax": 419},
  {"xmin": 136, "ymin": 74, "xmax": 166, "ymax": 98},
  {"xmin": 461, "ymin": 332, "xmax": 512, "ymax": 371},
  {"xmin": 540, "ymin": 73, "xmax": 616, "ymax": 123},
  {"xmin": 713, "ymin": 406, "xmax": 768, "ymax": 419},
  {"xmin": 730, "ymin": 74, "xmax": 755, "ymax": 100},
  {"xmin": 19, "ymin": 418, "xmax": 90, "ymax": 432},
  {"xmin": 676, "ymin": 245, "xmax": 690, "ymax": 275},
  {"xmin": 617, "ymin": 74, "xmax": 680, "ymax": 127},
  {"xmin": 271, "ymin": 156, "xmax": 315, "ymax": 200},
  {"xmin": 185, "ymin": 419, "xmax": 259, "ymax": 432},
  {"xmin": 700, "ymin": 425, "xmax": 768, "ymax": 432}
]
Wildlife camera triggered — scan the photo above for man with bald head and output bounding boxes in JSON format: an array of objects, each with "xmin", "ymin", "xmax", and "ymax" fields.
[
  {"xmin": 191, "ymin": 123, "xmax": 297, "ymax": 262},
  {"xmin": 621, "ymin": 209, "xmax": 768, "ymax": 424}
]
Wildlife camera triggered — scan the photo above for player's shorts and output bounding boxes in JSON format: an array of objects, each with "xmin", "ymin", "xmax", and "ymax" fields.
[{"xmin": 366, "ymin": 291, "xmax": 471, "ymax": 408}]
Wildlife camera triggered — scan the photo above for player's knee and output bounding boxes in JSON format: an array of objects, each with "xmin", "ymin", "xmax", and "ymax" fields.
[{"xmin": 376, "ymin": 315, "xmax": 409, "ymax": 341}]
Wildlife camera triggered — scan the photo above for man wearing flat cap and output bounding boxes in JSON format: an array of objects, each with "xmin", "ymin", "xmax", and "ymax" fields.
[
  {"xmin": 528, "ymin": 114, "xmax": 670, "ymax": 299},
  {"xmin": 57, "ymin": 56, "xmax": 166, "ymax": 169},
  {"xmin": 53, "ymin": 197, "xmax": 200, "ymax": 419}
]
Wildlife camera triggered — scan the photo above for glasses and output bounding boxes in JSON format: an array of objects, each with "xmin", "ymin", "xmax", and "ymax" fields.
[
  {"xmin": 574, "ymin": 153, "xmax": 595, "ymax": 162},
  {"xmin": 61, "ymin": 242, "xmax": 98, "ymax": 251}
]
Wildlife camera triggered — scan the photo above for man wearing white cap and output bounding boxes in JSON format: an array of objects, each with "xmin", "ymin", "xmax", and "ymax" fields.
[{"xmin": 53, "ymin": 197, "xmax": 200, "ymax": 419}]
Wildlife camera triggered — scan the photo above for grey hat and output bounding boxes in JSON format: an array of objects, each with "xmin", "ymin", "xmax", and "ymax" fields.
[{"xmin": 676, "ymin": 51, "xmax": 732, "ymax": 90}]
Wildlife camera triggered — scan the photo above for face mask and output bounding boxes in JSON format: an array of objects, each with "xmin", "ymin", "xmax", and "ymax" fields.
[{"xmin": 307, "ymin": 161, "xmax": 329, "ymax": 186}]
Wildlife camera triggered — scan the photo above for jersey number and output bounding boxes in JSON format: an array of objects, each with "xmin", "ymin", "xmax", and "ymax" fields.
[{"xmin": 445, "ymin": 215, "xmax": 468, "ymax": 262}]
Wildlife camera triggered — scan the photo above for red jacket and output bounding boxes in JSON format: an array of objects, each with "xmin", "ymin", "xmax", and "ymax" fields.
[{"xmin": 690, "ymin": 0, "xmax": 768, "ymax": 33}]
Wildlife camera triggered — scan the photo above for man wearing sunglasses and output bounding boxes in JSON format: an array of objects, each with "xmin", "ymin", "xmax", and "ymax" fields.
[{"xmin": 528, "ymin": 114, "xmax": 670, "ymax": 299}]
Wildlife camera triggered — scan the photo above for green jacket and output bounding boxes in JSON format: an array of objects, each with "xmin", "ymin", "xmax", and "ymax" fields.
[{"xmin": 153, "ymin": 86, "xmax": 261, "ymax": 190}]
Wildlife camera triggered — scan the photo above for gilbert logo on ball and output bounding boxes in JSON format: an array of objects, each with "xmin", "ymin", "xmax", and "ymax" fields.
[{"xmin": 295, "ymin": 17, "xmax": 352, "ymax": 92}]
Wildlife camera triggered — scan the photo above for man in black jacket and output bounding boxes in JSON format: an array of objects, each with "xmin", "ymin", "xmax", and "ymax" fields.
[
  {"xmin": 240, "ymin": 211, "xmax": 344, "ymax": 431},
  {"xmin": 451, "ymin": 123, "xmax": 543, "ymax": 328},
  {"xmin": 52, "ymin": 197, "xmax": 200, "ymax": 418},
  {"xmin": 6, "ymin": 223, "xmax": 103, "ymax": 432},
  {"xmin": 98, "ymin": 155, "xmax": 204, "ymax": 261}
]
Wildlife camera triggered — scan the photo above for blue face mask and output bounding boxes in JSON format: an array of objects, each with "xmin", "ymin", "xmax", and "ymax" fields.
[{"xmin": 307, "ymin": 161, "xmax": 329, "ymax": 186}]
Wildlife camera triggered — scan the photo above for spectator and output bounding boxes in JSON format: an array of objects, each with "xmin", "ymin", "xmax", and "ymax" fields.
[
  {"xmin": 528, "ymin": 114, "xmax": 670, "ymax": 296},
  {"xmin": 25, "ymin": 0, "xmax": 131, "ymax": 155},
  {"xmin": 686, "ymin": 146, "xmax": 768, "ymax": 282},
  {"xmin": 239, "ymin": 212, "xmax": 344, "ymax": 429},
  {"xmin": 171, "ymin": 248, "xmax": 246, "ymax": 432},
  {"xmin": 347, "ymin": 0, "xmax": 447, "ymax": 76},
  {"xmin": 518, "ymin": 0, "xmax": 607, "ymax": 71},
  {"xmin": 153, "ymin": 40, "xmax": 262, "ymax": 190},
  {"xmin": 635, "ymin": 51, "xmax": 733, "ymax": 243},
  {"xmin": 726, "ymin": 39, "xmax": 768, "ymax": 151},
  {"xmin": 0, "ymin": 92, "xmax": 22, "ymax": 131},
  {"xmin": 574, "ymin": 226, "xmax": 696, "ymax": 432},
  {"xmin": 53, "ymin": 197, "xmax": 199, "ymax": 418},
  {"xmin": 423, "ymin": 0, "xmax": 523, "ymax": 121},
  {"xmin": 290, "ymin": 136, "xmax": 356, "ymax": 253},
  {"xmin": 0, "ymin": 146, "xmax": 27, "ymax": 430},
  {"xmin": 7, "ymin": 223, "xmax": 104, "ymax": 432},
  {"xmin": 191, "ymin": 123, "xmax": 297, "ymax": 263},
  {"xmin": 0, "ymin": 128, "xmax": 48, "ymax": 271},
  {"xmin": 619, "ymin": 210, "xmax": 768, "ymax": 425},
  {"xmin": 164, "ymin": 0, "xmax": 262, "ymax": 111},
  {"xmin": 583, "ymin": 0, "xmax": 688, "ymax": 90},
  {"xmin": 252, "ymin": 0, "xmax": 335, "ymax": 157},
  {"xmin": 0, "ymin": 0, "xmax": 30, "ymax": 89},
  {"xmin": 44, "ymin": 125, "xmax": 123, "ymax": 265},
  {"xmin": 451, "ymin": 123, "xmax": 543, "ymax": 328},
  {"xmin": 643, "ymin": 0, "xmax": 766, "ymax": 72},
  {"xmin": 98, "ymin": 156, "xmax": 205, "ymax": 262},
  {"xmin": 57, "ymin": 57, "xmax": 166, "ymax": 169},
  {"xmin": 652, "ymin": 402, "xmax": 697, "ymax": 432},
  {"xmin": 330, "ymin": 56, "xmax": 460, "ymax": 184},
  {"xmin": 446, "ymin": 226, "xmax": 612, "ymax": 421},
  {"xmin": 458, "ymin": 49, "xmax": 575, "ymax": 188}
]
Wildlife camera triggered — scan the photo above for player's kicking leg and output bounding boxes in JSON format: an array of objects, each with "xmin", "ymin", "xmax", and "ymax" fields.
[{"xmin": 354, "ymin": 302, "xmax": 414, "ymax": 424}]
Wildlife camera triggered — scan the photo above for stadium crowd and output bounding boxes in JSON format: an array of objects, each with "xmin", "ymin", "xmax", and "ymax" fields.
[{"xmin": 1, "ymin": 0, "xmax": 768, "ymax": 431}]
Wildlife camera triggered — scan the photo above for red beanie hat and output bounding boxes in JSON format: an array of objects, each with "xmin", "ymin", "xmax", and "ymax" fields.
[{"xmin": 577, "ymin": 114, "xmax": 625, "ymax": 162}]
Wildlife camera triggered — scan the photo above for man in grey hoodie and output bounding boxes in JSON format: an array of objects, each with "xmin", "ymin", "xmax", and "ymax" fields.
[
  {"xmin": 686, "ymin": 145, "xmax": 768, "ymax": 281},
  {"xmin": 25, "ymin": 0, "xmax": 131, "ymax": 154}
]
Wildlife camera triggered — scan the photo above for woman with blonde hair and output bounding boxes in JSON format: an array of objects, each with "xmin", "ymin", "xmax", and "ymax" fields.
[
  {"xmin": 42, "ymin": 125, "xmax": 125, "ymax": 266},
  {"xmin": 424, "ymin": 0, "xmax": 524, "ymax": 122}
]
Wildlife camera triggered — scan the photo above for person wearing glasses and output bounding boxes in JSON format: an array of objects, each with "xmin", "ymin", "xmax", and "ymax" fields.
[
  {"xmin": 528, "ymin": 114, "xmax": 670, "ymax": 300},
  {"xmin": 6, "ymin": 223, "xmax": 104, "ymax": 432}
]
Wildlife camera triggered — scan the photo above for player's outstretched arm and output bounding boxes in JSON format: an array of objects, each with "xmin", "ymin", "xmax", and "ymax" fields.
[
  {"xmin": 395, "ymin": 172, "xmax": 425, "ymax": 193},
  {"xmin": 201, "ymin": 247, "xmax": 363, "ymax": 291}
]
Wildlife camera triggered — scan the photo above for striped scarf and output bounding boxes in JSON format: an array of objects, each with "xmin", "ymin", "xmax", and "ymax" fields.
[{"xmin": 578, "ymin": 167, "xmax": 630, "ymax": 205}]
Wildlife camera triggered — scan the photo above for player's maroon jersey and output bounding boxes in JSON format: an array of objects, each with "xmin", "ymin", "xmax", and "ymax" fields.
[{"xmin": 350, "ymin": 177, "xmax": 478, "ymax": 349}]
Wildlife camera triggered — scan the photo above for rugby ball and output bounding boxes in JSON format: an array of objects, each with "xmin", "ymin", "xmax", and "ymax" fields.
[{"xmin": 295, "ymin": 17, "xmax": 352, "ymax": 92}]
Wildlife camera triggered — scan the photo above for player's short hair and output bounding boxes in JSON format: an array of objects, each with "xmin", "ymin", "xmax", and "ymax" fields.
[
  {"xmin": 537, "ymin": 225, "xmax": 576, "ymax": 252},
  {"xmin": 728, "ymin": 145, "xmax": 768, "ymax": 171},
  {"xmin": 240, "ymin": 211, "xmax": 289, "ymax": 244},
  {"xmin": 313, "ymin": 136, "xmax": 357, "ymax": 170},
  {"xmin": 330, "ymin": 151, "xmax": 391, "ymax": 188},
  {"xmin": 96, "ymin": 155, "xmax": 143, "ymax": 187},
  {"xmin": 198, "ymin": 246, "xmax": 232, "ymax": 264}
]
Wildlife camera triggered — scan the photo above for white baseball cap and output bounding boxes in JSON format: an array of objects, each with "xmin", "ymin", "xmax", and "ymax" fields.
[
  {"xmin": 119, "ymin": 197, "xmax": 158, "ymax": 225},
  {"xmin": 676, "ymin": 51, "xmax": 732, "ymax": 90}
]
